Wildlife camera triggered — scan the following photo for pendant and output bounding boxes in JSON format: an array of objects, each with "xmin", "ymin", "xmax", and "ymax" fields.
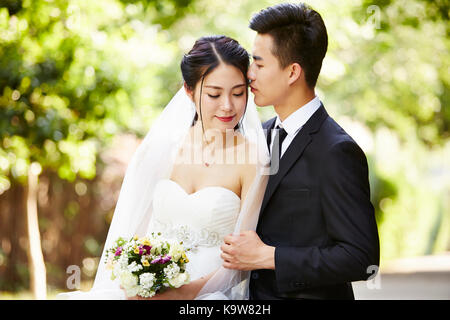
[{"xmin": 204, "ymin": 162, "xmax": 210, "ymax": 167}]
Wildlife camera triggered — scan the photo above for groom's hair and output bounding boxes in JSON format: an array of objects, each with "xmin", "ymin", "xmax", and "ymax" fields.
[{"xmin": 249, "ymin": 3, "xmax": 328, "ymax": 88}]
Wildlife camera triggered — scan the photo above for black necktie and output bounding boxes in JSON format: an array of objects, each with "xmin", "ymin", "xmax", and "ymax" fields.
[{"xmin": 271, "ymin": 125, "xmax": 288, "ymax": 159}]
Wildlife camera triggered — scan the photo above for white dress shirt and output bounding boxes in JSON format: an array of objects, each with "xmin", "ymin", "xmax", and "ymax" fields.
[{"xmin": 270, "ymin": 96, "xmax": 322, "ymax": 158}]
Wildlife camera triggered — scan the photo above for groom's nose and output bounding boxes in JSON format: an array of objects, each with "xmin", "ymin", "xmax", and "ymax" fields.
[{"xmin": 247, "ymin": 64, "xmax": 256, "ymax": 81}]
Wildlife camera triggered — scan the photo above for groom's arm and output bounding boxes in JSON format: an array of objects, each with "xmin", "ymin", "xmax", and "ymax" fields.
[{"xmin": 274, "ymin": 140, "xmax": 380, "ymax": 292}]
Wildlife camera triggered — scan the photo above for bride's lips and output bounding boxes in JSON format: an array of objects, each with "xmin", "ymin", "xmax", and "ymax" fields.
[{"xmin": 216, "ymin": 115, "xmax": 235, "ymax": 122}]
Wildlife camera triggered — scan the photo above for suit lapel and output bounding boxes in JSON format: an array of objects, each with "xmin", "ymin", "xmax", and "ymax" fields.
[{"xmin": 259, "ymin": 105, "xmax": 329, "ymax": 215}]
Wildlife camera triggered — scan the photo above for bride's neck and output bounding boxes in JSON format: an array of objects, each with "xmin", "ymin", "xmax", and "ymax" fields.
[{"xmin": 191, "ymin": 121, "xmax": 230, "ymax": 149}]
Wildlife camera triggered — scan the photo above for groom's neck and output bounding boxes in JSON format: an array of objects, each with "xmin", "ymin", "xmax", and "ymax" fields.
[{"xmin": 274, "ymin": 85, "xmax": 316, "ymax": 122}]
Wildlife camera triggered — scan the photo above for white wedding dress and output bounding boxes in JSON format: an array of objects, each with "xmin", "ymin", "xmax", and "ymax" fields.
[
  {"xmin": 58, "ymin": 178, "xmax": 241, "ymax": 300},
  {"xmin": 149, "ymin": 179, "xmax": 241, "ymax": 282}
]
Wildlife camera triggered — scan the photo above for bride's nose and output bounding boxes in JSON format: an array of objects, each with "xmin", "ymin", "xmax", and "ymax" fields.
[{"xmin": 221, "ymin": 96, "xmax": 233, "ymax": 112}]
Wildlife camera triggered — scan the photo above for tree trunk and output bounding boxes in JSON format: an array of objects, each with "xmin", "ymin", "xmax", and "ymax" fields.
[{"xmin": 26, "ymin": 163, "xmax": 47, "ymax": 299}]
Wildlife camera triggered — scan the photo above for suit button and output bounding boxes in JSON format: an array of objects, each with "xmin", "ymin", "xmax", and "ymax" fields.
[
  {"xmin": 294, "ymin": 282, "xmax": 305, "ymax": 288},
  {"xmin": 251, "ymin": 272, "xmax": 259, "ymax": 280}
]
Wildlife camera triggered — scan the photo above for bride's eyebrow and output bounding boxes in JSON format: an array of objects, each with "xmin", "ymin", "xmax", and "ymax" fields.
[{"xmin": 204, "ymin": 84, "xmax": 246, "ymax": 89}]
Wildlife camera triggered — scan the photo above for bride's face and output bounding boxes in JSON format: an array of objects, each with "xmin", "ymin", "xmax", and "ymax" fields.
[{"xmin": 187, "ymin": 63, "xmax": 247, "ymax": 132}]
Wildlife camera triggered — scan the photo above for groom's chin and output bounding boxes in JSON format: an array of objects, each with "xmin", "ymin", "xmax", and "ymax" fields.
[
  {"xmin": 254, "ymin": 101, "xmax": 272, "ymax": 107},
  {"xmin": 252, "ymin": 97, "xmax": 271, "ymax": 108}
]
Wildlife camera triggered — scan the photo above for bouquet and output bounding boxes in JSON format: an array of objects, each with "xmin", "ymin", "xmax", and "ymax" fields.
[{"xmin": 105, "ymin": 232, "xmax": 190, "ymax": 298}]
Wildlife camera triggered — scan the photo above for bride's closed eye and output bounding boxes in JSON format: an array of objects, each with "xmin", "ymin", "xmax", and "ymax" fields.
[{"xmin": 208, "ymin": 92, "xmax": 244, "ymax": 98}]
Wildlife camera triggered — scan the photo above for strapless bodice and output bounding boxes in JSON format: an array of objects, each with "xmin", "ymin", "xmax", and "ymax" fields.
[{"xmin": 147, "ymin": 179, "xmax": 241, "ymax": 280}]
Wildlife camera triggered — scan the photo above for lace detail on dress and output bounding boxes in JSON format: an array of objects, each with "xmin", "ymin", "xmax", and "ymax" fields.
[
  {"xmin": 150, "ymin": 219, "xmax": 222, "ymax": 252},
  {"xmin": 148, "ymin": 179, "xmax": 241, "ymax": 253}
]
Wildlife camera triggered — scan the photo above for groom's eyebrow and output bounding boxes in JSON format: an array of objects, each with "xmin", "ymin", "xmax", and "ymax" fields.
[{"xmin": 252, "ymin": 55, "xmax": 263, "ymax": 61}]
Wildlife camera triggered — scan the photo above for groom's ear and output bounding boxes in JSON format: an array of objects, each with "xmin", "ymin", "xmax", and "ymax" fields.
[{"xmin": 287, "ymin": 62, "xmax": 302, "ymax": 86}]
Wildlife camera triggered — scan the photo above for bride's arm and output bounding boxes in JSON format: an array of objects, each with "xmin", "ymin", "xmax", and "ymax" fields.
[{"xmin": 125, "ymin": 271, "xmax": 215, "ymax": 300}]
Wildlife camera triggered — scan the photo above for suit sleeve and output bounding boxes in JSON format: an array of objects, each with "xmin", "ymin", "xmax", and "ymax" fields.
[{"xmin": 274, "ymin": 140, "xmax": 380, "ymax": 293}]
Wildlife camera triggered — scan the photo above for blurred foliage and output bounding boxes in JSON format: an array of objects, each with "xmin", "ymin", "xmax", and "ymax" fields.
[
  {"xmin": 0, "ymin": 0, "xmax": 194, "ymax": 187},
  {"xmin": 0, "ymin": 0, "xmax": 449, "ymax": 293}
]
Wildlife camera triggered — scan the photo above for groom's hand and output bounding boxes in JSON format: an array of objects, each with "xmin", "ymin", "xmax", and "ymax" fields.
[{"xmin": 220, "ymin": 230, "xmax": 275, "ymax": 271}]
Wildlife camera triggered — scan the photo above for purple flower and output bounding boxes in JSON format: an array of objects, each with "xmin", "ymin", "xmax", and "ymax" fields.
[
  {"xmin": 114, "ymin": 246, "xmax": 122, "ymax": 257},
  {"xmin": 151, "ymin": 254, "xmax": 172, "ymax": 264},
  {"xmin": 142, "ymin": 245, "xmax": 152, "ymax": 254},
  {"xmin": 161, "ymin": 255, "xmax": 172, "ymax": 263},
  {"xmin": 151, "ymin": 256, "xmax": 162, "ymax": 264}
]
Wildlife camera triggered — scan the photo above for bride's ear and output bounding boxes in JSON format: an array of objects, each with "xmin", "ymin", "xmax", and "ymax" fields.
[
  {"xmin": 184, "ymin": 82, "xmax": 195, "ymax": 102},
  {"xmin": 287, "ymin": 62, "xmax": 302, "ymax": 85}
]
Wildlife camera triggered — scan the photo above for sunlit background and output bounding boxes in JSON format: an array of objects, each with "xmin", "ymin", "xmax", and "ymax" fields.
[{"xmin": 0, "ymin": 0, "xmax": 448, "ymax": 299}]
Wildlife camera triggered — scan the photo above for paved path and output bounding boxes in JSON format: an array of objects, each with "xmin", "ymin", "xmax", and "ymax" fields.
[
  {"xmin": 353, "ymin": 253, "xmax": 450, "ymax": 299},
  {"xmin": 353, "ymin": 271, "xmax": 450, "ymax": 299}
]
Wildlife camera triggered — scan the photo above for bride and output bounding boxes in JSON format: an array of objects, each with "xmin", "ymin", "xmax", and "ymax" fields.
[{"xmin": 58, "ymin": 35, "xmax": 270, "ymax": 300}]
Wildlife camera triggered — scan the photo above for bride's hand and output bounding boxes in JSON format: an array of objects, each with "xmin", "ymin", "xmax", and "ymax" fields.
[
  {"xmin": 122, "ymin": 272, "xmax": 214, "ymax": 300},
  {"xmin": 123, "ymin": 283, "xmax": 197, "ymax": 300},
  {"xmin": 146, "ymin": 286, "xmax": 194, "ymax": 300}
]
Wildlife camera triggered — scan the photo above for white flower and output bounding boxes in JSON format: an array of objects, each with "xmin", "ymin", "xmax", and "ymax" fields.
[
  {"xmin": 150, "ymin": 239, "xmax": 162, "ymax": 255},
  {"xmin": 141, "ymin": 255, "xmax": 152, "ymax": 264},
  {"xmin": 122, "ymin": 242, "xmax": 131, "ymax": 252},
  {"xmin": 139, "ymin": 273, "xmax": 155, "ymax": 289},
  {"xmin": 168, "ymin": 272, "xmax": 190, "ymax": 288},
  {"xmin": 168, "ymin": 242, "xmax": 184, "ymax": 262},
  {"xmin": 163, "ymin": 263, "xmax": 180, "ymax": 279},
  {"xmin": 127, "ymin": 261, "xmax": 143, "ymax": 273},
  {"xmin": 119, "ymin": 271, "xmax": 139, "ymax": 297},
  {"xmin": 112, "ymin": 258, "xmax": 126, "ymax": 279},
  {"xmin": 118, "ymin": 254, "xmax": 128, "ymax": 268},
  {"xmin": 138, "ymin": 287, "xmax": 155, "ymax": 298}
]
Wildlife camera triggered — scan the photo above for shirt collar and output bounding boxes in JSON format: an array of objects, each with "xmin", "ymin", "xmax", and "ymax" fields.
[{"xmin": 274, "ymin": 96, "xmax": 322, "ymax": 136}]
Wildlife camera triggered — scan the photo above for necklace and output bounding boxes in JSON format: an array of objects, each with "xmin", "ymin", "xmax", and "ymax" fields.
[{"xmin": 203, "ymin": 140, "xmax": 215, "ymax": 167}]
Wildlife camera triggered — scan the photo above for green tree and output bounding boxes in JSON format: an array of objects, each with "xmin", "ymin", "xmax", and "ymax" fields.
[{"xmin": 0, "ymin": 0, "xmax": 194, "ymax": 298}]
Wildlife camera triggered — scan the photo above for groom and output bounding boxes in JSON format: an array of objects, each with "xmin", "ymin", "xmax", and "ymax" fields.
[{"xmin": 220, "ymin": 3, "xmax": 380, "ymax": 299}]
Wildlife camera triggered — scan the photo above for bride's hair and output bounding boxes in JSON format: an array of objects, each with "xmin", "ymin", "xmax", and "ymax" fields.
[{"xmin": 180, "ymin": 35, "xmax": 250, "ymax": 130}]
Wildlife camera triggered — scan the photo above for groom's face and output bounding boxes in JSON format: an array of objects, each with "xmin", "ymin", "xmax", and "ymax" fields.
[{"xmin": 248, "ymin": 34, "xmax": 289, "ymax": 107}]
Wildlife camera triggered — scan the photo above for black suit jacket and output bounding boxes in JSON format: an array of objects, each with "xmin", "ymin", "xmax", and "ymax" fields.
[{"xmin": 249, "ymin": 105, "xmax": 380, "ymax": 300}]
